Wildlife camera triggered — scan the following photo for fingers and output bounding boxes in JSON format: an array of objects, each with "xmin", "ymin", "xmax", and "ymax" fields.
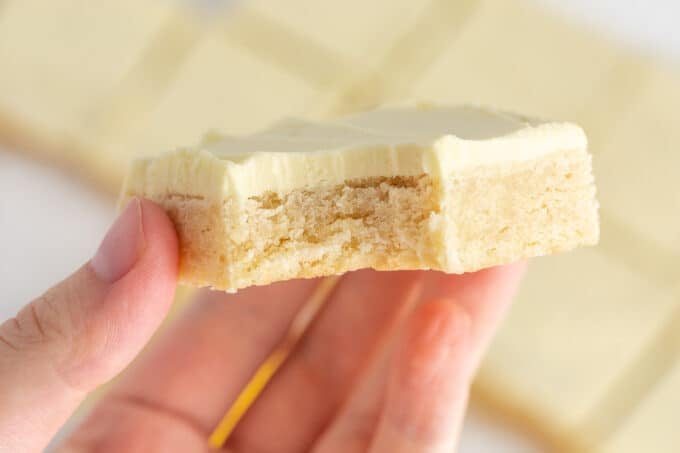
[
  {"xmin": 369, "ymin": 299, "xmax": 472, "ymax": 453},
  {"xmin": 312, "ymin": 290, "xmax": 410, "ymax": 453},
  {"xmin": 314, "ymin": 264, "xmax": 526, "ymax": 453},
  {"xmin": 61, "ymin": 260, "xmax": 524, "ymax": 452},
  {"xmin": 61, "ymin": 278, "xmax": 321, "ymax": 451},
  {"xmin": 313, "ymin": 299, "xmax": 471, "ymax": 453},
  {"xmin": 226, "ymin": 270, "xmax": 425, "ymax": 453},
  {"xmin": 0, "ymin": 199, "xmax": 178, "ymax": 452},
  {"xmin": 64, "ymin": 270, "xmax": 422, "ymax": 453}
]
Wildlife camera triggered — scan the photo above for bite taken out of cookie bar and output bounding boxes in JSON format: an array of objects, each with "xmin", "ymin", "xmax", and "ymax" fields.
[{"xmin": 119, "ymin": 104, "xmax": 599, "ymax": 292}]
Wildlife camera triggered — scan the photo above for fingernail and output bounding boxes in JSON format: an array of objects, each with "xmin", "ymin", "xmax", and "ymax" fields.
[{"xmin": 91, "ymin": 198, "xmax": 145, "ymax": 283}]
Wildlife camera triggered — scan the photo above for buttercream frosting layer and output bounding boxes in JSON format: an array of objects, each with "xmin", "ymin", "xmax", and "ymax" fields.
[{"xmin": 124, "ymin": 104, "xmax": 587, "ymax": 201}]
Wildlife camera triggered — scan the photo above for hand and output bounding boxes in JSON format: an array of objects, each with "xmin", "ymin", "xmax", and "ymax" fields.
[{"xmin": 0, "ymin": 198, "xmax": 525, "ymax": 452}]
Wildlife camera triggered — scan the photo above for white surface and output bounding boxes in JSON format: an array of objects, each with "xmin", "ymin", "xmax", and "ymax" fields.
[
  {"xmin": 0, "ymin": 151, "xmax": 114, "ymax": 313},
  {"xmin": 1, "ymin": 1, "xmax": 677, "ymax": 451},
  {"xmin": 537, "ymin": 0, "xmax": 680, "ymax": 64}
]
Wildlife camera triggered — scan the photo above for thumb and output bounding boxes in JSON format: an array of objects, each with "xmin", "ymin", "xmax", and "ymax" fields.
[{"xmin": 0, "ymin": 198, "xmax": 178, "ymax": 452}]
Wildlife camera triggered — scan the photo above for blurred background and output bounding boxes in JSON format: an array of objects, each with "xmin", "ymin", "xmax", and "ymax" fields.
[{"xmin": 1, "ymin": 0, "xmax": 678, "ymax": 451}]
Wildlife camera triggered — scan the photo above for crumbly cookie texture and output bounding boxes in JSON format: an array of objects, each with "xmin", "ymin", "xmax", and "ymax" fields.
[{"xmin": 119, "ymin": 104, "xmax": 599, "ymax": 291}]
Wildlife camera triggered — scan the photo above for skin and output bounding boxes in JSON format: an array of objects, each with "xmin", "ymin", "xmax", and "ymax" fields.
[{"xmin": 0, "ymin": 198, "xmax": 526, "ymax": 452}]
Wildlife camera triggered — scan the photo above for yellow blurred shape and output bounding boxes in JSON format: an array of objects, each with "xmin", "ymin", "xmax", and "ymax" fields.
[
  {"xmin": 0, "ymin": 0, "xmax": 174, "ymax": 152},
  {"xmin": 248, "ymin": 0, "xmax": 431, "ymax": 71},
  {"xmin": 595, "ymin": 66, "xmax": 680, "ymax": 256},
  {"xmin": 412, "ymin": 0, "xmax": 624, "ymax": 121},
  {"xmin": 131, "ymin": 32, "xmax": 322, "ymax": 153},
  {"xmin": 477, "ymin": 248, "xmax": 678, "ymax": 446},
  {"xmin": 603, "ymin": 361, "xmax": 680, "ymax": 453},
  {"xmin": 207, "ymin": 346, "xmax": 288, "ymax": 449}
]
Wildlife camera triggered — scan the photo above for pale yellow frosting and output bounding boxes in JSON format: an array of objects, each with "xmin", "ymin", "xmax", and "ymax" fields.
[{"xmin": 123, "ymin": 105, "xmax": 587, "ymax": 203}]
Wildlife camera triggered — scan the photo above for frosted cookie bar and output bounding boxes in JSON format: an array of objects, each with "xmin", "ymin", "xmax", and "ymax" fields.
[{"xmin": 119, "ymin": 105, "xmax": 599, "ymax": 291}]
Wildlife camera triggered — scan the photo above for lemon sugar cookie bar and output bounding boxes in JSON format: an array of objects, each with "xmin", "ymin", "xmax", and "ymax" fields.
[{"xmin": 119, "ymin": 104, "xmax": 599, "ymax": 292}]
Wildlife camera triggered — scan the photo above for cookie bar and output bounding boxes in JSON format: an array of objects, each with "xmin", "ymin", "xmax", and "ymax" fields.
[{"xmin": 119, "ymin": 104, "xmax": 599, "ymax": 291}]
